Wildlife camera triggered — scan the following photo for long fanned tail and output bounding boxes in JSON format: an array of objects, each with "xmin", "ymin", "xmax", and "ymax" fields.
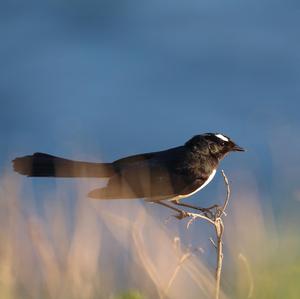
[{"xmin": 12, "ymin": 152, "xmax": 114, "ymax": 178}]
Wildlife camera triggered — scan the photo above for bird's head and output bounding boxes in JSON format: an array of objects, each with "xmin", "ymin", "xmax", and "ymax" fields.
[{"xmin": 185, "ymin": 133, "xmax": 245, "ymax": 160}]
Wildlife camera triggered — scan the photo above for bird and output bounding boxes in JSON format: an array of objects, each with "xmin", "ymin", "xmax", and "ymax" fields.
[{"xmin": 12, "ymin": 133, "xmax": 244, "ymax": 204}]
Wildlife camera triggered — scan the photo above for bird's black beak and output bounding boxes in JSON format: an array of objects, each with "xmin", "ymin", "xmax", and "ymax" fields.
[{"xmin": 232, "ymin": 144, "xmax": 245, "ymax": 152}]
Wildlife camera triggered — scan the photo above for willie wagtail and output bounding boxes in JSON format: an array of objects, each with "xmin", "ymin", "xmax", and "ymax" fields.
[{"xmin": 12, "ymin": 133, "xmax": 244, "ymax": 202}]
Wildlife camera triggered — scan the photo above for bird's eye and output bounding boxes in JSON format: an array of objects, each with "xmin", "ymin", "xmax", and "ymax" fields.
[{"xmin": 220, "ymin": 142, "xmax": 225, "ymax": 146}]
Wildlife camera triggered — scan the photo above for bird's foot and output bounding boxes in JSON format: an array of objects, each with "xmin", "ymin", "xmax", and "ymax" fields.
[
  {"xmin": 174, "ymin": 210, "xmax": 189, "ymax": 220},
  {"xmin": 199, "ymin": 205, "xmax": 223, "ymax": 219},
  {"xmin": 214, "ymin": 205, "xmax": 226, "ymax": 217}
]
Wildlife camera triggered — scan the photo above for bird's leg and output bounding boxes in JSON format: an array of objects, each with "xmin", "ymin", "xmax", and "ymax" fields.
[
  {"xmin": 171, "ymin": 200, "xmax": 206, "ymax": 211},
  {"xmin": 171, "ymin": 200, "xmax": 215, "ymax": 218},
  {"xmin": 155, "ymin": 201, "xmax": 189, "ymax": 219},
  {"xmin": 205, "ymin": 204, "xmax": 220, "ymax": 210}
]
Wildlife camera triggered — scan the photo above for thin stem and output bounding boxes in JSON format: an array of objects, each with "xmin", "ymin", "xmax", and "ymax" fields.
[
  {"xmin": 155, "ymin": 201, "xmax": 187, "ymax": 216},
  {"xmin": 214, "ymin": 219, "xmax": 224, "ymax": 299},
  {"xmin": 156, "ymin": 169, "xmax": 231, "ymax": 299},
  {"xmin": 219, "ymin": 170, "xmax": 230, "ymax": 216},
  {"xmin": 214, "ymin": 170, "xmax": 230, "ymax": 299}
]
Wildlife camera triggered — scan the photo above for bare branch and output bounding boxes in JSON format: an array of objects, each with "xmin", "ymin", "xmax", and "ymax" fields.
[
  {"xmin": 156, "ymin": 169, "xmax": 231, "ymax": 299},
  {"xmin": 219, "ymin": 169, "xmax": 231, "ymax": 217},
  {"xmin": 209, "ymin": 237, "xmax": 217, "ymax": 249}
]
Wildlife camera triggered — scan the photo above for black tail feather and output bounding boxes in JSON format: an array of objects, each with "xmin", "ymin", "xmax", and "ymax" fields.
[{"xmin": 12, "ymin": 152, "xmax": 114, "ymax": 178}]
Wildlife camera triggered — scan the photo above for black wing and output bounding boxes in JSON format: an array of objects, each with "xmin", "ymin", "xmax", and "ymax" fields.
[{"xmin": 88, "ymin": 146, "xmax": 205, "ymax": 200}]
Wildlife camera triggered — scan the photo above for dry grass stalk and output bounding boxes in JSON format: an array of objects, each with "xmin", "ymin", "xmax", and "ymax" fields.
[{"xmin": 157, "ymin": 170, "xmax": 231, "ymax": 299}]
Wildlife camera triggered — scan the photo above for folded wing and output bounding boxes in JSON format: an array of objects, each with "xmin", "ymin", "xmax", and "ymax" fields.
[{"xmin": 88, "ymin": 149, "xmax": 204, "ymax": 200}]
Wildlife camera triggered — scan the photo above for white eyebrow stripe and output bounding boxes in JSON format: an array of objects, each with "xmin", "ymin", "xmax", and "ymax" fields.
[{"xmin": 215, "ymin": 134, "xmax": 229, "ymax": 142}]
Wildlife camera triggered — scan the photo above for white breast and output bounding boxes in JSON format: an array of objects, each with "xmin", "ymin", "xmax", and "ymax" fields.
[{"xmin": 178, "ymin": 169, "xmax": 217, "ymax": 199}]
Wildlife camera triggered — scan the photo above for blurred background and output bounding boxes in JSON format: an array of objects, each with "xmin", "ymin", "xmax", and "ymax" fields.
[{"xmin": 0, "ymin": 1, "xmax": 300, "ymax": 298}]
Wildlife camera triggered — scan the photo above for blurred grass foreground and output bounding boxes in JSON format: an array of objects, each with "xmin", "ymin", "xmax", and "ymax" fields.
[{"xmin": 0, "ymin": 172, "xmax": 300, "ymax": 299}]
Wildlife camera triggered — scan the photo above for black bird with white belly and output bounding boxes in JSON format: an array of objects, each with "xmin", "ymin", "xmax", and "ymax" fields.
[{"xmin": 12, "ymin": 133, "xmax": 244, "ymax": 201}]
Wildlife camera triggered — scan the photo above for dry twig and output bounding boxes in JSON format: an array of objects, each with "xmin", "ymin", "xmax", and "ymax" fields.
[{"xmin": 156, "ymin": 169, "xmax": 231, "ymax": 299}]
